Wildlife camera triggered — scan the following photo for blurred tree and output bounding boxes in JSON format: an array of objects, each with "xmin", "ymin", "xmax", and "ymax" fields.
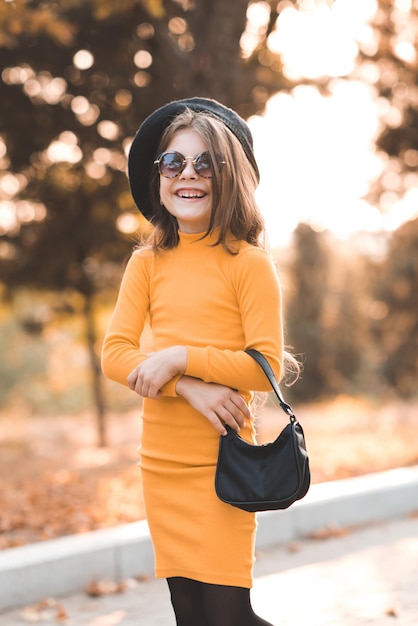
[
  {"xmin": 351, "ymin": 0, "xmax": 418, "ymax": 399},
  {"xmin": 0, "ymin": 0, "xmax": 295, "ymax": 443},
  {"xmin": 355, "ymin": 0, "xmax": 418, "ymax": 210},
  {"xmin": 285, "ymin": 224, "xmax": 329, "ymax": 400},
  {"xmin": 285, "ymin": 223, "xmax": 363, "ymax": 401},
  {"xmin": 371, "ymin": 218, "xmax": 418, "ymax": 398}
]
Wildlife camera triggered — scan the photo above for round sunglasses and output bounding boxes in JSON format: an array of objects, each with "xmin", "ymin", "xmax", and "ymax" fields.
[{"xmin": 153, "ymin": 151, "xmax": 225, "ymax": 179}]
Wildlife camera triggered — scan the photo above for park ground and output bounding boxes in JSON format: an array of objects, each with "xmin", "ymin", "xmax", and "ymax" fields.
[{"xmin": 1, "ymin": 395, "xmax": 417, "ymax": 550}]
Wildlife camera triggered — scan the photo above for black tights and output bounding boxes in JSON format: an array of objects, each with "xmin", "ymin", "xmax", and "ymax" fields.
[{"xmin": 167, "ymin": 577, "xmax": 274, "ymax": 626}]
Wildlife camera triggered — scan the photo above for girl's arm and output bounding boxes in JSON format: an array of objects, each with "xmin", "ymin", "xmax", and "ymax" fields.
[
  {"xmin": 102, "ymin": 251, "xmax": 181, "ymax": 397},
  {"xmin": 126, "ymin": 352, "xmax": 250, "ymax": 435}
]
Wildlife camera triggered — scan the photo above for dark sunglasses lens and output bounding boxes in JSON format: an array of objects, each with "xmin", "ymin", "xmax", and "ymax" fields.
[
  {"xmin": 195, "ymin": 152, "xmax": 213, "ymax": 178},
  {"xmin": 159, "ymin": 152, "xmax": 183, "ymax": 177}
]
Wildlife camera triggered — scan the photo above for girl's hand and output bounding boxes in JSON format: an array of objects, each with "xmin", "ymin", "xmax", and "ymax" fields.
[
  {"xmin": 127, "ymin": 346, "xmax": 187, "ymax": 398},
  {"xmin": 176, "ymin": 376, "xmax": 251, "ymax": 435}
]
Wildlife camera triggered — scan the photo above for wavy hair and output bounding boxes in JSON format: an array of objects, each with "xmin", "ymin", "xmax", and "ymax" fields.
[{"xmin": 145, "ymin": 108, "xmax": 264, "ymax": 253}]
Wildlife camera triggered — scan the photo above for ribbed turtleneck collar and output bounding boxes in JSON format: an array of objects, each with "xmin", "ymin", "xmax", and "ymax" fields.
[{"xmin": 177, "ymin": 228, "xmax": 221, "ymax": 248}]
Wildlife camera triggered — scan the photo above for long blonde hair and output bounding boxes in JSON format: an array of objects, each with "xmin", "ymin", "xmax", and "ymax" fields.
[{"xmin": 146, "ymin": 108, "xmax": 264, "ymax": 253}]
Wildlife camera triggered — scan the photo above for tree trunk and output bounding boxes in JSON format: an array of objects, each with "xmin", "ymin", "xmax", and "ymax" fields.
[
  {"xmin": 188, "ymin": 0, "xmax": 250, "ymax": 106},
  {"xmin": 83, "ymin": 293, "xmax": 107, "ymax": 447}
]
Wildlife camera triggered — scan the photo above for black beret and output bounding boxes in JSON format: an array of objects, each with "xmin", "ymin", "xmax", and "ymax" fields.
[{"xmin": 128, "ymin": 97, "xmax": 259, "ymax": 221}]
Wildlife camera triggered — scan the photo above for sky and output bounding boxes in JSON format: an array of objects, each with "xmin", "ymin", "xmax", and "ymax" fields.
[{"xmin": 247, "ymin": 0, "xmax": 418, "ymax": 246}]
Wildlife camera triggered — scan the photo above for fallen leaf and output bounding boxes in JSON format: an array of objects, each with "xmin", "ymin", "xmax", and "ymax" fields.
[
  {"xmin": 386, "ymin": 607, "xmax": 398, "ymax": 617},
  {"xmin": 21, "ymin": 598, "xmax": 57, "ymax": 623},
  {"xmin": 307, "ymin": 524, "xmax": 350, "ymax": 541},
  {"xmin": 56, "ymin": 603, "xmax": 69, "ymax": 622},
  {"xmin": 86, "ymin": 579, "xmax": 126, "ymax": 597},
  {"xmin": 286, "ymin": 542, "xmax": 301, "ymax": 553}
]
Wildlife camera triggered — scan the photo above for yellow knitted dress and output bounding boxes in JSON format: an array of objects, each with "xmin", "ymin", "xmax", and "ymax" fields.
[{"xmin": 102, "ymin": 230, "xmax": 283, "ymax": 588}]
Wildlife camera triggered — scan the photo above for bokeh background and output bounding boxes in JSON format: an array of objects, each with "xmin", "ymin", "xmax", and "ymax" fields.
[{"xmin": 0, "ymin": 0, "xmax": 417, "ymax": 547}]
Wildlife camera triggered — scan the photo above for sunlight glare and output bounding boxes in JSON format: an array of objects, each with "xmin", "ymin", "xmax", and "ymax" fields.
[
  {"xmin": 93, "ymin": 148, "xmax": 112, "ymax": 164},
  {"xmin": 117, "ymin": 213, "xmax": 141, "ymax": 234},
  {"xmin": 97, "ymin": 121, "xmax": 120, "ymax": 141},
  {"xmin": 394, "ymin": 40, "xmax": 417, "ymax": 63},
  {"xmin": 0, "ymin": 173, "xmax": 20, "ymax": 197},
  {"xmin": 241, "ymin": 1, "xmax": 271, "ymax": 58},
  {"xmin": 168, "ymin": 17, "xmax": 187, "ymax": 35},
  {"xmin": 251, "ymin": 0, "xmax": 417, "ymax": 245},
  {"xmin": 71, "ymin": 96, "xmax": 90, "ymax": 115},
  {"xmin": 383, "ymin": 188, "xmax": 418, "ymax": 230},
  {"xmin": 133, "ymin": 50, "xmax": 153, "ymax": 69},
  {"xmin": 16, "ymin": 200, "xmax": 46, "ymax": 223},
  {"xmin": 20, "ymin": 72, "xmax": 67, "ymax": 104},
  {"xmin": 73, "ymin": 50, "xmax": 94, "ymax": 70},
  {"xmin": 251, "ymin": 80, "xmax": 382, "ymax": 245},
  {"xmin": 46, "ymin": 132, "xmax": 82, "ymax": 164},
  {"xmin": 133, "ymin": 71, "xmax": 151, "ymax": 87},
  {"xmin": 70, "ymin": 96, "xmax": 101, "ymax": 126},
  {"xmin": 114, "ymin": 89, "xmax": 133, "ymax": 108},
  {"xmin": 76, "ymin": 104, "xmax": 100, "ymax": 126},
  {"xmin": 0, "ymin": 138, "xmax": 6, "ymax": 159},
  {"xmin": 1, "ymin": 64, "xmax": 35, "ymax": 85},
  {"xmin": 0, "ymin": 201, "xmax": 17, "ymax": 234},
  {"xmin": 86, "ymin": 161, "xmax": 106, "ymax": 180},
  {"xmin": 268, "ymin": 0, "xmax": 377, "ymax": 80},
  {"xmin": 23, "ymin": 79, "xmax": 41, "ymax": 98},
  {"xmin": 42, "ymin": 77, "xmax": 67, "ymax": 104}
]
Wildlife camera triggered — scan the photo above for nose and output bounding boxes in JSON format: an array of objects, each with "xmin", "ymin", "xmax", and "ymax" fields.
[{"xmin": 180, "ymin": 156, "xmax": 197, "ymax": 178}]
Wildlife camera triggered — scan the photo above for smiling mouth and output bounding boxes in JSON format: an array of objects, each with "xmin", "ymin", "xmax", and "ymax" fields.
[{"xmin": 176, "ymin": 191, "xmax": 206, "ymax": 199}]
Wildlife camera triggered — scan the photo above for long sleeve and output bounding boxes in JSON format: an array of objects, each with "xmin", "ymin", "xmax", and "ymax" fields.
[
  {"xmin": 101, "ymin": 251, "xmax": 149, "ymax": 384},
  {"xmin": 101, "ymin": 250, "xmax": 180, "ymax": 397},
  {"xmin": 184, "ymin": 247, "xmax": 283, "ymax": 391}
]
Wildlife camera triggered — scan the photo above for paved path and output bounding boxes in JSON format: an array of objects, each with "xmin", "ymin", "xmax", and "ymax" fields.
[{"xmin": 1, "ymin": 516, "xmax": 417, "ymax": 625}]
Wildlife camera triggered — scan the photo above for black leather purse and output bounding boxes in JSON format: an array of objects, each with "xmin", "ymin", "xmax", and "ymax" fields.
[{"xmin": 215, "ymin": 349, "xmax": 310, "ymax": 512}]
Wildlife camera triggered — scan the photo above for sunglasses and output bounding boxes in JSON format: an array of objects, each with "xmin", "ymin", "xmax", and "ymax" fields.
[{"xmin": 153, "ymin": 151, "xmax": 225, "ymax": 179}]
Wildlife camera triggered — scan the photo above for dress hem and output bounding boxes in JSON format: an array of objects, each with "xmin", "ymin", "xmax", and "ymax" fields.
[{"xmin": 155, "ymin": 567, "xmax": 253, "ymax": 589}]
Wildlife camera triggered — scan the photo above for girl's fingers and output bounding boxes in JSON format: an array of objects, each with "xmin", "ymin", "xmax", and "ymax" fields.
[
  {"xmin": 127, "ymin": 371, "xmax": 137, "ymax": 390},
  {"xmin": 219, "ymin": 408, "xmax": 242, "ymax": 432},
  {"xmin": 233, "ymin": 394, "xmax": 251, "ymax": 419},
  {"xmin": 207, "ymin": 412, "xmax": 228, "ymax": 436}
]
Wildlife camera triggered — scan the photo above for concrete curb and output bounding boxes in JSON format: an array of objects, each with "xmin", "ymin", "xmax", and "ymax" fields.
[{"xmin": 1, "ymin": 465, "xmax": 418, "ymax": 612}]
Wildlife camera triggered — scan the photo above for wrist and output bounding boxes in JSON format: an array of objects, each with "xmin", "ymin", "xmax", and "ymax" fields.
[
  {"xmin": 175, "ymin": 374, "xmax": 197, "ymax": 397},
  {"xmin": 171, "ymin": 345, "xmax": 187, "ymax": 375},
  {"xmin": 175, "ymin": 374, "xmax": 190, "ymax": 396}
]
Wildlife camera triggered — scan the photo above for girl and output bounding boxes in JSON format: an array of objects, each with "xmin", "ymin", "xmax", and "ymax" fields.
[{"xmin": 102, "ymin": 97, "xmax": 283, "ymax": 626}]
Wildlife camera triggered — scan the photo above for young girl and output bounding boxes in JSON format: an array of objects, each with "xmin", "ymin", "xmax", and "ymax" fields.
[{"xmin": 102, "ymin": 97, "xmax": 283, "ymax": 626}]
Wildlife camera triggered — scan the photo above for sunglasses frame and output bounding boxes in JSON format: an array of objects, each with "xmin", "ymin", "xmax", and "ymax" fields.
[{"xmin": 154, "ymin": 151, "xmax": 225, "ymax": 179}]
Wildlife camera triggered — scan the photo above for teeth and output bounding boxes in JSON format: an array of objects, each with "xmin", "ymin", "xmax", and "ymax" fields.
[{"xmin": 178, "ymin": 192, "xmax": 204, "ymax": 198}]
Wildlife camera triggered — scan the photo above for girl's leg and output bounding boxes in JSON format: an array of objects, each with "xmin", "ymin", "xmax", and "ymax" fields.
[
  {"xmin": 166, "ymin": 576, "xmax": 207, "ymax": 626},
  {"xmin": 201, "ymin": 583, "xmax": 274, "ymax": 626}
]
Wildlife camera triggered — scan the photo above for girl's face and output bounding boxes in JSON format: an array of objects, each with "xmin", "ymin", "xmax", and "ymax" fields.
[{"xmin": 159, "ymin": 128, "xmax": 213, "ymax": 234}]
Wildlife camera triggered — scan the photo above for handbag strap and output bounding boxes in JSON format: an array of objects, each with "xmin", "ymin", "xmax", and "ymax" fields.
[{"xmin": 245, "ymin": 349, "xmax": 296, "ymax": 421}]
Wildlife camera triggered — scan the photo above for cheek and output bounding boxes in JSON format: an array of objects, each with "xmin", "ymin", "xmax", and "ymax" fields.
[{"xmin": 159, "ymin": 179, "xmax": 170, "ymax": 205}]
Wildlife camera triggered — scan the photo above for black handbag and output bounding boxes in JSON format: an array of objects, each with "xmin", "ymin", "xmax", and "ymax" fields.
[{"xmin": 215, "ymin": 349, "xmax": 310, "ymax": 512}]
